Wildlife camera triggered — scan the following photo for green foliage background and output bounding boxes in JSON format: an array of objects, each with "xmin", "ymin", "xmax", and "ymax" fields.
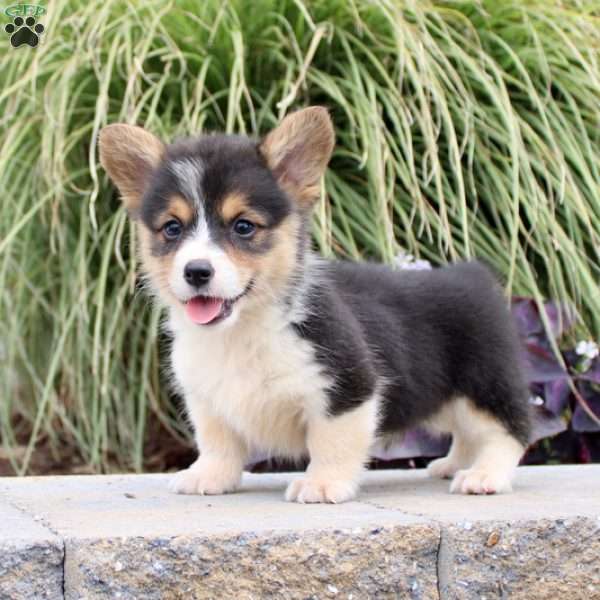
[{"xmin": 1, "ymin": 0, "xmax": 599, "ymax": 473}]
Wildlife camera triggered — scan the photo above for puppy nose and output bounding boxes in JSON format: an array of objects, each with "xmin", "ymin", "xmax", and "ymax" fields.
[{"xmin": 184, "ymin": 260, "xmax": 214, "ymax": 287}]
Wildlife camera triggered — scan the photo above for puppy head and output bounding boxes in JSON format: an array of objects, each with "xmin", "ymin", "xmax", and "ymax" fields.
[{"xmin": 99, "ymin": 107, "xmax": 334, "ymax": 328}]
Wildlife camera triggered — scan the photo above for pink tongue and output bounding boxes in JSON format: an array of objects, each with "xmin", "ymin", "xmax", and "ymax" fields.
[{"xmin": 185, "ymin": 297, "xmax": 224, "ymax": 325}]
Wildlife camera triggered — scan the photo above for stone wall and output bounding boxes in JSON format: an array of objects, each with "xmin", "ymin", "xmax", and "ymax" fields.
[{"xmin": 1, "ymin": 466, "xmax": 598, "ymax": 599}]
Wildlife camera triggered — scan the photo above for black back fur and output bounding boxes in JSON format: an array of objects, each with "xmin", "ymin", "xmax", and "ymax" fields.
[{"xmin": 294, "ymin": 260, "xmax": 531, "ymax": 445}]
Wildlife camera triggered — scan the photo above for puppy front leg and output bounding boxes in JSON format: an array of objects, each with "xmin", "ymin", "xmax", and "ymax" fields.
[
  {"xmin": 286, "ymin": 398, "xmax": 379, "ymax": 504},
  {"xmin": 169, "ymin": 405, "xmax": 247, "ymax": 496}
]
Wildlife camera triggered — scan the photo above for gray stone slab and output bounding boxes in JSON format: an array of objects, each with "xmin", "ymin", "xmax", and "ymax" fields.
[
  {"xmin": 0, "ymin": 473, "xmax": 429, "ymax": 539},
  {"xmin": 355, "ymin": 464, "xmax": 600, "ymax": 523},
  {"xmin": 0, "ymin": 500, "xmax": 63, "ymax": 600},
  {"xmin": 440, "ymin": 516, "xmax": 600, "ymax": 599},
  {"xmin": 5, "ymin": 466, "xmax": 596, "ymax": 539}
]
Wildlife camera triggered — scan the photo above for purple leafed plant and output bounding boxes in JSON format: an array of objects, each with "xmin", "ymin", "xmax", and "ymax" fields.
[{"xmin": 514, "ymin": 297, "xmax": 600, "ymax": 431}]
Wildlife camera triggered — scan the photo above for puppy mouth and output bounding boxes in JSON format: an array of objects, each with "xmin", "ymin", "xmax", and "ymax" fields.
[{"xmin": 183, "ymin": 280, "xmax": 254, "ymax": 326}]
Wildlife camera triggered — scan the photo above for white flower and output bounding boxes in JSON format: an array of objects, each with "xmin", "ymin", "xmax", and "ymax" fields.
[
  {"xmin": 575, "ymin": 340, "xmax": 599, "ymax": 360},
  {"xmin": 529, "ymin": 396, "xmax": 544, "ymax": 406},
  {"xmin": 394, "ymin": 250, "xmax": 432, "ymax": 271}
]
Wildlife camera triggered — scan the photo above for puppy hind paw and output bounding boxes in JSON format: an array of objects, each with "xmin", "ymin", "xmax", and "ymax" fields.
[
  {"xmin": 427, "ymin": 456, "xmax": 462, "ymax": 479},
  {"xmin": 449, "ymin": 468, "xmax": 513, "ymax": 495},
  {"xmin": 285, "ymin": 478, "xmax": 358, "ymax": 504}
]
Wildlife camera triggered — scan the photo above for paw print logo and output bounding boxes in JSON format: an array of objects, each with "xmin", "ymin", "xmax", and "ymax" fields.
[{"xmin": 4, "ymin": 15, "xmax": 44, "ymax": 48}]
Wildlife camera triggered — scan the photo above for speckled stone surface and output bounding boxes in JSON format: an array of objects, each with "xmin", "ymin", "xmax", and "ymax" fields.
[
  {"xmin": 0, "ymin": 502, "xmax": 63, "ymax": 599},
  {"xmin": 1, "ymin": 466, "xmax": 599, "ymax": 599},
  {"xmin": 440, "ymin": 517, "xmax": 600, "ymax": 599},
  {"xmin": 64, "ymin": 526, "xmax": 439, "ymax": 599}
]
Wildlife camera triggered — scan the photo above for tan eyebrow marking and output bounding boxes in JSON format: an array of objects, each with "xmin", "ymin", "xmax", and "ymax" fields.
[
  {"xmin": 154, "ymin": 194, "xmax": 194, "ymax": 229},
  {"xmin": 221, "ymin": 192, "xmax": 249, "ymax": 222},
  {"xmin": 220, "ymin": 192, "xmax": 267, "ymax": 227}
]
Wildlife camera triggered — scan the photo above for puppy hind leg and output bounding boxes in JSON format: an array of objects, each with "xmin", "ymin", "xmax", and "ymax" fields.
[
  {"xmin": 285, "ymin": 395, "xmax": 379, "ymax": 504},
  {"xmin": 450, "ymin": 433, "xmax": 524, "ymax": 494},
  {"xmin": 426, "ymin": 400, "xmax": 475, "ymax": 479},
  {"xmin": 448, "ymin": 400, "xmax": 525, "ymax": 495},
  {"xmin": 427, "ymin": 434, "xmax": 474, "ymax": 480}
]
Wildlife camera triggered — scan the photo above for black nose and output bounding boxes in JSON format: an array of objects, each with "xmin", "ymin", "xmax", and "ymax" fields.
[{"xmin": 184, "ymin": 260, "xmax": 214, "ymax": 287}]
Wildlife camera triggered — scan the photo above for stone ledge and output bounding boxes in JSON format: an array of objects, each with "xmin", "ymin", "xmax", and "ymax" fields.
[
  {"xmin": 0, "ymin": 465, "xmax": 598, "ymax": 599},
  {"xmin": 0, "ymin": 502, "xmax": 63, "ymax": 600}
]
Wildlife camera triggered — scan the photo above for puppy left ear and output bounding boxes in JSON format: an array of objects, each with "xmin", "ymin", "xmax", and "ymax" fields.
[{"xmin": 260, "ymin": 106, "xmax": 334, "ymax": 208}]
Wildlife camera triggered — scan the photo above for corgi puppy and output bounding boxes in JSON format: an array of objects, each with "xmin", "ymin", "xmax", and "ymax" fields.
[{"xmin": 99, "ymin": 107, "xmax": 530, "ymax": 503}]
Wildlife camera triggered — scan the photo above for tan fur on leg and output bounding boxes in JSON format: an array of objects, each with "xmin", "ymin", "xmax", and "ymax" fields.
[
  {"xmin": 285, "ymin": 395, "xmax": 380, "ymax": 504},
  {"xmin": 169, "ymin": 405, "xmax": 248, "ymax": 495},
  {"xmin": 426, "ymin": 397, "xmax": 525, "ymax": 494},
  {"xmin": 450, "ymin": 431, "xmax": 524, "ymax": 494},
  {"xmin": 427, "ymin": 435, "xmax": 474, "ymax": 479}
]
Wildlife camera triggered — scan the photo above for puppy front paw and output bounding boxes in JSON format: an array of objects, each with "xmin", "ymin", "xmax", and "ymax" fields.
[
  {"xmin": 285, "ymin": 477, "xmax": 358, "ymax": 504},
  {"xmin": 168, "ymin": 459, "xmax": 242, "ymax": 496},
  {"xmin": 450, "ymin": 468, "xmax": 513, "ymax": 495}
]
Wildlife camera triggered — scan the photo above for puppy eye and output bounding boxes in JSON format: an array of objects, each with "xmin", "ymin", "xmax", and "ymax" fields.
[
  {"xmin": 162, "ymin": 219, "xmax": 182, "ymax": 240},
  {"xmin": 233, "ymin": 219, "xmax": 256, "ymax": 237}
]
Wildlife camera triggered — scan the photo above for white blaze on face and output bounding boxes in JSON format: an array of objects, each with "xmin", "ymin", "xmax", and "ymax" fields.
[
  {"xmin": 167, "ymin": 157, "xmax": 243, "ymax": 303},
  {"xmin": 169, "ymin": 158, "xmax": 205, "ymax": 208},
  {"xmin": 169, "ymin": 218, "xmax": 243, "ymax": 302}
]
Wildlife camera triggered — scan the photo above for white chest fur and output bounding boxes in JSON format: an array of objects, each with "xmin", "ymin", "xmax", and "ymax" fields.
[{"xmin": 168, "ymin": 305, "xmax": 331, "ymax": 459}]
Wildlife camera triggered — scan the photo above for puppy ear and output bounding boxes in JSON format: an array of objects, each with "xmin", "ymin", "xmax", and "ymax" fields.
[
  {"xmin": 260, "ymin": 106, "xmax": 334, "ymax": 208},
  {"xmin": 99, "ymin": 124, "xmax": 165, "ymax": 215}
]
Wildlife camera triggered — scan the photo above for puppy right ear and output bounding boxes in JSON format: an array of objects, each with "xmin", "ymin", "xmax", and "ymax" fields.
[{"xmin": 99, "ymin": 124, "xmax": 165, "ymax": 215}]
